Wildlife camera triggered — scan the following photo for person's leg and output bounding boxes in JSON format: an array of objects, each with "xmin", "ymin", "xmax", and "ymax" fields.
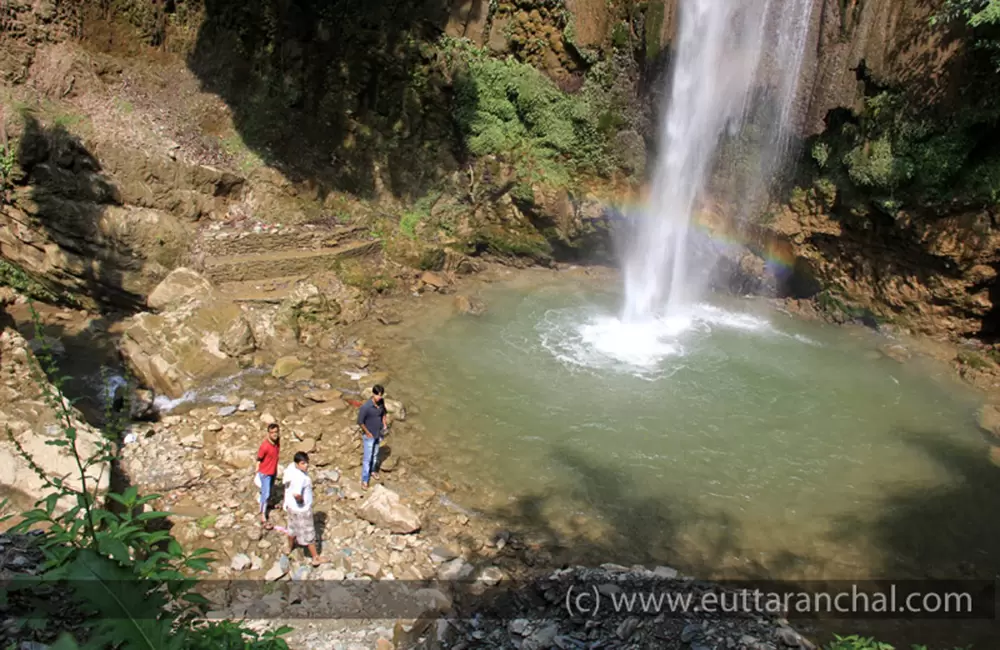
[
  {"xmin": 370, "ymin": 437, "xmax": 381, "ymax": 480},
  {"xmin": 258, "ymin": 472, "xmax": 270, "ymax": 523},
  {"xmin": 361, "ymin": 435, "xmax": 375, "ymax": 487},
  {"xmin": 306, "ymin": 543, "xmax": 325, "ymax": 565}
]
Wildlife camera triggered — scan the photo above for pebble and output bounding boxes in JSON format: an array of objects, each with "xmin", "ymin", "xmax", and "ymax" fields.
[
  {"xmin": 616, "ymin": 617, "xmax": 639, "ymax": 641},
  {"xmin": 477, "ymin": 566, "xmax": 503, "ymax": 586},
  {"xmin": 238, "ymin": 399, "xmax": 257, "ymax": 412},
  {"xmin": 230, "ymin": 553, "xmax": 251, "ymax": 571},
  {"xmin": 203, "ymin": 529, "xmax": 217, "ymax": 539},
  {"xmin": 437, "ymin": 558, "xmax": 473, "ymax": 581},
  {"xmin": 681, "ymin": 623, "xmax": 703, "ymax": 643},
  {"xmin": 778, "ymin": 627, "xmax": 802, "ymax": 647},
  {"xmin": 509, "ymin": 619, "xmax": 530, "ymax": 636},
  {"xmin": 265, "ymin": 562, "xmax": 287, "ymax": 581},
  {"xmin": 218, "ymin": 406, "xmax": 237, "ymax": 417},
  {"xmin": 653, "ymin": 565, "xmax": 678, "ymax": 579}
]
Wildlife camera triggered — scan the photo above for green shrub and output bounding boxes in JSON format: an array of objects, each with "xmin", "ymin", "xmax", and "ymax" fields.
[
  {"xmin": 645, "ymin": 1, "xmax": 666, "ymax": 59},
  {"xmin": 844, "ymin": 136, "xmax": 912, "ymax": 190},
  {"xmin": 3, "ymin": 306, "xmax": 291, "ymax": 649},
  {"xmin": 0, "ymin": 259, "xmax": 62, "ymax": 303},
  {"xmin": 449, "ymin": 42, "xmax": 612, "ymax": 187},
  {"xmin": 812, "ymin": 141, "xmax": 830, "ymax": 168},
  {"xmin": 813, "ymin": 177, "xmax": 838, "ymax": 207},
  {"xmin": 957, "ymin": 349, "xmax": 991, "ymax": 369},
  {"xmin": 611, "ymin": 22, "xmax": 630, "ymax": 49},
  {"xmin": 824, "ymin": 634, "xmax": 970, "ymax": 650}
]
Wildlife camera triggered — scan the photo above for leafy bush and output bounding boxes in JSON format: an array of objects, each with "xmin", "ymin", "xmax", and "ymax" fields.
[
  {"xmin": 449, "ymin": 41, "xmax": 612, "ymax": 187},
  {"xmin": 844, "ymin": 136, "xmax": 911, "ymax": 190},
  {"xmin": 825, "ymin": 635, "xmax": 896, "ymax": 650},
  {"xmin": 935, "ymin": 1, "xmax": 1000, "ymax": 69},
  {"xmin": 0, "ymin": 259, "xmax": 63, "ymax": 303},
  {"xmin": 3, "ymin": 306, "xmax": 291, "ymax": 649},
  {"xmin": 957, "ymin": 348, "xmax": 991, "ymax": 369},
  {"xmin": 824, "ymin": 634, "xmax": 970, "ymax": 650},
  {"xmin": 811, "ymin": 141, "xmax": 830, "ymax": 168},
  {"xmin": 399, "ymin": 191, "xmax": 440, "ymax": 239}
]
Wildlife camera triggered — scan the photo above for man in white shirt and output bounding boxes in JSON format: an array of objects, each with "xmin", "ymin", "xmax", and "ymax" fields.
[{"xmin": 282, "ymin": 451, "xmax": 325, "ymax": 566}]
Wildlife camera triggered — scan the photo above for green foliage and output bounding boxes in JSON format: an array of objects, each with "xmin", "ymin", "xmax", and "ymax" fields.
[
  {"xmin": 843, "ymin": 136, "xmax": 910, "ymax": 190},
  {"xmin": 448, "ymin": 40, "xmax": 613, "ymax": 188},
  {"xmin": 811, "ymin": 141, "xmax": 830, "ymax": 168},
  {"xmin": 824, "ymin": 636, "xmax": 896, "ymax": 650},
  {"xmin": 0, "ymin": 259, "xmax": 62, "ymax": 303},
  {"xmin": 334, "ymin": 258, "xmax": 395, "ymax": 295},
  {"xmin": 195, "ymin": 514, "xmax": 217, "ymax": 530},
  {"xmin": 399, "ymin": 191, "xmax": 440, "ymax": 239},
  {"xmin": 807, "ymin": 88, "xmax": 1000, "ymax": 210},
  {"xmin": 813, "ymin": 177, "xmax": 838, "ymax": 207},
  {"xmin": 3, "ymin": 305, "xmax": 291, "ymax": 649},
  {"xmin": 611, "ymin": 21, "xmax": 630, "ymax": 49},
  {"xmin": 957, "ymin": 348, "xmax": 991, "ymax": 369},
  {"xmin": 0, "ymin": 142, "xmax": 15, "ymax": 188},
  {"xmin": 936, "ymin": 1, "xmax": 1000, "ymax": 30},
  {"xmin": 823, "ymin": 634, "xmax": 969, "ymax": 650},
  {"xmin": 645, "ymin": 1, "xmax": 666, "ymax": 59}
]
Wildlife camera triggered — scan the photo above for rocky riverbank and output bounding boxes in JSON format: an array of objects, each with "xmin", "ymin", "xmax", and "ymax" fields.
[{"xmin": 5, "ymin": 258, "xmax": 1000, "ymax": 649}]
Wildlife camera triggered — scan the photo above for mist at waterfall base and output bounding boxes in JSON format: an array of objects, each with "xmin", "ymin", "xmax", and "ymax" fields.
[{"xmin": 585, "ymin": 0, "xmax": 816, "ymax": 369}]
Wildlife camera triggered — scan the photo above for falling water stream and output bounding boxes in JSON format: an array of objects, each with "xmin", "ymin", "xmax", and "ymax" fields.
[{"xmin": 621, "ymin": 0, "xmax": 814, "ymax": 324}]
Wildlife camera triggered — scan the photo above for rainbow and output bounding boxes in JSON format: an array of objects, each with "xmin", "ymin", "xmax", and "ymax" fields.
[{"xmin": 587, "ymin": 184, "xmax": 799, "ymax": 277}]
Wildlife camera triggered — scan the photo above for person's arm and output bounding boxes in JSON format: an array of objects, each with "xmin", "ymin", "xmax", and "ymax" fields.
[
  {"xmin": 290, "ymin": 473, "xmax": 304, "ymax": 505},
  {"xmin": 302, "ymin": 479, "xmax": 313, "ymax": 510}
]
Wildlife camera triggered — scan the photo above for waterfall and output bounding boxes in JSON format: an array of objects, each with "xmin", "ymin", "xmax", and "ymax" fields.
[{"xmin": 621, "ymin": 0, "xmax": 815, "ymax": 323}]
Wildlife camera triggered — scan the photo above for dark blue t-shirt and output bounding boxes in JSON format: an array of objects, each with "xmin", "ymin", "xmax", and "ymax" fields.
[{"xmin": 357, "ymin": 398, "xmax": 385, "ymax": 438}]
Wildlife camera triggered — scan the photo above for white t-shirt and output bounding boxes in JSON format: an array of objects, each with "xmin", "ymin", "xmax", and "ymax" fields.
[{"xmin": 282, "ymin": 464, "xmax": 313, "ymax": 513}]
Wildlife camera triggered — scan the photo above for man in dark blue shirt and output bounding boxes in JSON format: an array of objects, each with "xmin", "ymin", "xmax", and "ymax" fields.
[{"xmin": 357, "ymin": 384, "xmax": 387, "ymax": 489}]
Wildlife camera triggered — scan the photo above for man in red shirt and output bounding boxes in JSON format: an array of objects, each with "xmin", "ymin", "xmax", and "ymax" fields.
[{"xmin": 256, "ymin": 423, "xmax": 281, "ymax": 530}]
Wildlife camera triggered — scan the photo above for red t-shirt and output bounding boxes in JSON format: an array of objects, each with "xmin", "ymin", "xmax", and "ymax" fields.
[{"xmin": 257, "ymin": 440, "xmax": 280, "ymax": 476}]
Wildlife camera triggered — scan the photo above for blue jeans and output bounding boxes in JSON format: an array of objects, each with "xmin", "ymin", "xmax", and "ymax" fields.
[
  {"xmin": 361, "ymin": 435, "xmax": 380, "ymax": 484},
  {"xmin": 258, "ymin": 473, "xmax": 275, "ymax": 514}
]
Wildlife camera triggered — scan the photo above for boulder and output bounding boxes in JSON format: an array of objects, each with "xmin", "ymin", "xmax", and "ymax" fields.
[
  {"xmin": 383, "ymin": 398, "xmax": 406, "ymax": 422},
  {"xmin": 0, "ymin": 330, "xmax": 110, "ymax": 513},
  {"xmin": 120, "ymin": 297, "xmax": 244, "ymax": 399},
  {"xmin": 147, "ymin": 268, "xmax": 215, "ymax": 312},
  {"xmin": 272, "ymin": 356, "xmax": 304, "ymax": 378},
  {"xmin": 454, "ymin": 294, "xmax": 486, "ymax": 315},
  {"xmin": 877, "ymin": 342, "xmax": 911, "ymax": 363},
  {"xmin": 437, "ymin": 558, "xmax": 474, "ymax": 581},
  {"xmin": 305, "ymin": 389, "xmax": 342, "ymax": 403},
  {"xmin": 356, "ymin": 485, "xmax": 422, "ymax": 534},
  {"xmin": 979, "ymin": 404, "xmax": 1000, "ymax": 438},
  {"xmin": 420, "ymin": 271, "xmax": 450, "ymax": 289},
  {"xmin": 219, "ymin": 316, "xmax": 257, "ymax": 357}
]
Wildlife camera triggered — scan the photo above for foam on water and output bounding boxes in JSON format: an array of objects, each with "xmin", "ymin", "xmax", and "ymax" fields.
[
  {"xmin": 152, "ymin": 368, "xmax": 266, "ymax": 413},
  {"xmin": 539, "ymin": 302, "xmax": 785, "ymax": 377}
]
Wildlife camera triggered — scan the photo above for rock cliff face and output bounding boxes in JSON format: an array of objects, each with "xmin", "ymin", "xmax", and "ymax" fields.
[
  {"xmin": 0, "ymin": 326, "xmax": 110, "ymax": 514},
  {"xmin": 0, "ymin": 0, "xmax": 991, "ymax": 341},
  {"xmin": 0, "ymin": 117, "xmax": 243, "ymax": 308}
]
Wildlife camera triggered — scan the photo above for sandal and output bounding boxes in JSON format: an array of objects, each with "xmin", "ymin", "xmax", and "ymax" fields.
[
  {"xmin": 262, "ymin": 522, "xmax": 274, "ymax": 531},
  {"xmin": 311, "ymin": 557, "xmax": 326, "ymax": 567}
]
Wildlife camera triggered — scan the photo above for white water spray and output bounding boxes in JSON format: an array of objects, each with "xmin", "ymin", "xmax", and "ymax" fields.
[{"xmin": 621, "ymin": 0, "xmax": 815, "ymax": 323}]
